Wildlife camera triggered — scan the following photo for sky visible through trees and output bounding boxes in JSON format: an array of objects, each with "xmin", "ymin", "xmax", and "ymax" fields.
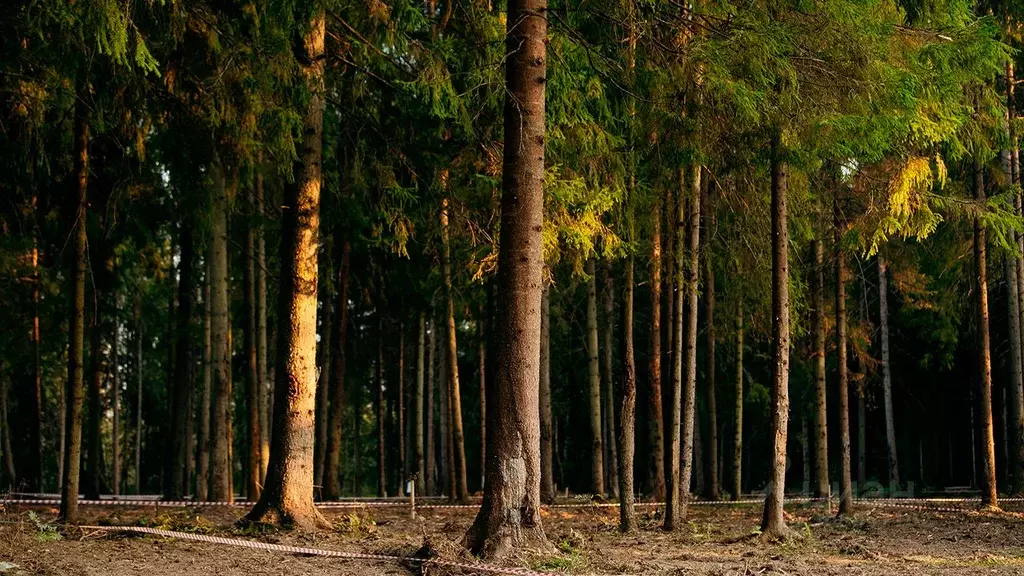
[{"xmin": 3, "ymin": 0, "xmax": 1024, "ymax": 561}]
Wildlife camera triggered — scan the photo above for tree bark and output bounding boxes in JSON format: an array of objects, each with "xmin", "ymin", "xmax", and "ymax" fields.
[
  {"xmin": 243, "ymin": 8, "xmax": 328, "ymax": 528},
  {"xmin": 60, "ymin": 96, "xmax": 89, "ymax": 523},
  {"xmin": 441, "ymin": 197, "xmax": 469, "ymax": 501},
  {"xmin": 1004, "ymin": 65, "xmax": 1024, "ymax": 494},
  {"xmin": 540, "ymin": 286, "xmax": 555, "ymax": 503},
  {"xmin": 86, "ymin": 275, "xmax": 105, "ymax": 500},
  {"xmin": 170, "ymin": 228, "xmax": 196, "ymax": 499},
  {"xmin": 209, "ymin": 159, "xmax": 233, "ymax": 503},
  {"xmin": 649, "ymin": 198, "xmax": 666, "ymax": 501},
  {"xmin": 313, "ymin": 286, "xmax": 332, "ymax": 492},
  {"xmin": 28, "ymin": 226, "xmax": 43, "ymax": 491},
  {"xmin": 399, "ymin": 319, "xmax": 406, "ymax": 488},
  {"xmin": 663, "ymin": 167, "xmax": 686, "ymax": 531},
  {"xmin": 464, "ymin": 0, "xmax": 548, "ymax": 554},
  {"xmin": 243, "ymin": 198, "xmax": 263, "ymax": 502},
  {"xmin": 761, "ymin": 134, "xmax": 791, "ymax": 539},
  {"xmin": 586, "ymin": 258, "xmax": 604, "ymax": 496},
  {"xmin": 477, "ymin": 311, "xmax": 486, "ymax": 493},
  {"xmin": 733, "ymin": 300, "xmax": 743, "ymax": 500},
  {"xmin": 703, "ymin": 181, "xmax": 718, "ymax": 501},
  {"xmin": 415, "ymin": 313, "xmax": 426, "ymax": 495},
  {"xmin": 197, "ymin": 257, "xmax": 212, "ymax": 501},
  {"xmin": 162, "ymin": 267, "xmax": 175, "ymax": 499},
  {"xmin": 811, "ymin": 238, "xmax": 830, "ymax": 501},
  {"xmin": 255, "ymin": 155, "xmax": 270, "ymax": 480},
  {"xmin": 135, "ymin": 297, "xmax": 144, "ymax": 495},
  {"xmin": 324, "ymin": 239, "xmax": 350, "ymax": 500},
  {"xmin": 1, "ymin": 376, "xmax": 15, "ymax": 488},
  {"xmin": 377, "ymin": 309, "xmax": 388, "ymax": 498},
  {"xmin": 426, "ymin": 318, "xmax": 437, "ymax": 496},
  {"xmin": 619, "ymin": 253, "xmax": 637, "ymax": 532},
  {"xmin": 973, "ymin": 160, "xmax": 999, "ymax": 509},
  {"xmin": 112, "ymin": 293, "xmax": 121, "ymax": 496},
  {"xmin": 836, "ymin": 214, "xmax": 853, "ymax": 516},
  {"xmin": 878, "ymin": 254, "xmax": 901, "ymax": 490},
  {"xmin": 679, "ymin": 164, "xmax": 701, "ymax": 520},
  {"xmin": 602, "ymin": 261, "xmax": 619, "ymax": 497}
]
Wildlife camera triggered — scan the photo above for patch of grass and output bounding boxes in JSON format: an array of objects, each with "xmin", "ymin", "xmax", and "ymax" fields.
[
  {"xmin": 532, "ymin": 553, "xmax": 587, "ymax": 572},
  {"xmin": 137, "ymin": 512, "xmax": 215, "ymax": 534},
  {"xmin": 333, "ymin": 513, "xmax": 378, "ymax": 538},
  {"xmin": 688, "ymin": 521, "xmax": 715, "ymax": 542},
  {"xmin": 28, "ymin": 511, "xmax": 62, "ymax": 542}
]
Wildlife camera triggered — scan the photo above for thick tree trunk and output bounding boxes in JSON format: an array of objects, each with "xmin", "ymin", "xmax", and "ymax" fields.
[
  {"xmin": 324, "ymin": 240, "xmax": 350, "ymax": 500},
  {"xmin": 540, "ymin": 286, "xmax": 555, "ymax": 503},
  {"xmin": 415, "ymin": 313, "xmax": 426, "ymax": 495},
  {"xmin": 602, "ymin": 262, "xmax": 619, "ymax": 497},
  {"xmin": 255, "ymin": 157, "xmax": 270, "ymax": 479},
  {"xmin": 112, "ymin": 294, "xmax": 121, "ymax": 496},
  {"xmin": 663, "ymin": 168, "xmax": 686, "ymax": 531},
  {"xmin": 464, "ymin": 0, "xmax": 548, "ymax": 554},
  {"xmin": 170, "ymin": 228, "xmax": 196, "ymax": 499},
  {"xmin": 703, "ymin": 182, "xmax": 718, "ymax": 501},
  {"xmin": 619, "ymin": 253, "xmax": 637, "ymax": 532},
  {"xmin": 244, "ymin": 9, "xmax": 328, "ymax": 528},
  {"xmin": 243, "ymin": 203, "xmax": 263, "ymax": 501},
  {"xmin": 586, "ymin": 258, "xmax": 604, "ymax": 495},
  {"xmin": 761, "ymin": 134, "xmax": 791, "ymax": 539},
  {"xmin": 313, "ymin": 288, "xmax": 332, "ymax": 492},
  {"xmin": 60, "ymin": 97, "xmax": 89, "ymax": 523},
  {"xmin": 197, "ymin": 259, "xmax": 212, "ymax": 501},
  {"xmin": 973, "ymin": 161, "xmax": 999, "ymax": 509},
  {"xmin": 811, "ymin": 239, "xmax": 830, "ymax": 501},
  {"xmin": 836, "ymin": 219, "xmax": 853, "ymax": 516},
  {"xmin": 649, "ymin": 198, "xmax": 666, "ymax": 501},
  {"xmin": 679, "ymin": 165, "xmax": 701, "ymax": 520},
  {"xmin": 209, "ymin": 159, "xmax": 233, "ymax": 503},
  {"xmin": 441, "ymin": 198, "xmax": 469, "ymax": 501},
  {"xmin": 426, "ymin": 318, "xmax": 436, "ymax": 496},
  {"xmin": 733, "ymin": 300, "xmax": 743, "ymax": 500},
  {"xmin": 878, "ymin": 255, "xmax": 900, "ymax": 490}
]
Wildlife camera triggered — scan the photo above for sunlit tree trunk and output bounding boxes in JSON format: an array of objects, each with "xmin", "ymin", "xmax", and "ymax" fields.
[
  {"xmin": 244, "ymin": 8, "xmax": 328, "ymax": 528},
  {"xmin": 679, "ymin": 164, "xmax": 701, "ymax": 520},
  {"xmin": 586, "ymin": 258, "xmax": 604, "ymax": 496},
  {"xmin": 60, "ymin": 97, "xmax": 89, "ymax": 524},
  {"xmin": 733, "ymin": 300, "xmax": 743, "ymax": 500},
  {"xmin": 441, "ymin": 197, "xmax": 469, "ymax": 501},
  {"xmin": 170, "ymin": 228, "xmax": 196, "ymax": 499},
  {"xmin": 619, "ymin": 250, "xmax": 637, "ymax": 532},
  {"xmin": 602, "ymin": 261, "xmax": 618, "ymax": 497},
  {"xmin": 663, "ymin": 168, "xmax": 686, "ymax": 531},
  {"xmin": 878, "ymin": 254, "xmax": 900, "ymax": 490},
  {"xmin": 811, "ymin": 238, "xmax": 830, "ymax": 501},
  {"xmin": 761, "ymin": 133, "xmax": 791, "ymax": 538},
  {"xmin": 324, "ymin": 239, "xmax": 350, "ymax": 500},
  {"xmin": 464, "ymin": 0, "xmax": 548, "ymax": 553},
  {"xmin": 540, "ymin": 286, "xmax": 554, "ymax": 503},
  {"xmin": 836, "ymin": 210, "xmax": 853, "ymax": 516},
  {"xmin": 649, "ymin": 198, "xmax": 666, "ymax": 501},
  {"xmin": 209, "ymin": 159, "xmax": 233, "ymax": 503},
  {"xmin": 973, "ymin": 160, "xmax": 999, "ymax": 509}
]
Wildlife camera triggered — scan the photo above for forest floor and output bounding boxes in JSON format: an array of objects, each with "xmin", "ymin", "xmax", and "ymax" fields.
[{"xmin": 2, "ymin": 498, "xmax": 1024, "ymax": 575}]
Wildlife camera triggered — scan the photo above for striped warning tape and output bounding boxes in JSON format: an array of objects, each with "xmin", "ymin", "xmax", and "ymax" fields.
[{"xmin": 77, "ymin": 524, "xmax": 553, "ymax": 576}]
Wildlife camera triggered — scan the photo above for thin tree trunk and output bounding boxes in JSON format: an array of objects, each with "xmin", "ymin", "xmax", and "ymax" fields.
[
  {"xmin": 1005, "ymin": 64, "xmax": 1024, "ymax": 495},
  {"xmin": 602, "ymin": 261, "xmax": 619, "ymax": 497},
  {"xmin": 974, "ymin": 160, "xmax": 999, "ymax": 509},
  {"xmin": 801, "ymin": 416, "xmax": 810, "ymax": 492},
  {"xmin": 112, "ymin": 293, "xmax": 121, "ymax": 496},
  {"xmin": 399, "ymin": 320, "xmax": 406, "ymax": 488},
  {"xmin": 619, "ymin": 252, "xmax": 637, "ymax": 532},
  {"xmin": 377, "ymin": 307, "xmax": 387, "ymax": 498},
  {"xmin": 243, "ymin": 201, "xmax": 263, "ymax": 501},
  {"xmin": 878, "ymin": 254, "xmax": 900, "ymax": 490},
  {"xmin": 540, "ymin": 286, "xmax": 555, "ymax": 503},
  {"xmin": 663, "ymin": 167, "xmax": 686, "ymax": 531},
  {"xmin": 197, "ymin": 258, "xmax": 212, "ymax": 501},
  {"xmin": 255, "ymin": 155, "xmax": 270, "ymax": 480},
  {"xmin": 244, "ymin": 8, "xmax": 328, "ymax": 528},
  {"xmin": 28, "ymin": 225, "xmax": 43, "ymax": 491},
  {"xmin": 478, "ymin": 312, "xmax": 486, "ymax": 493},
  {"xmin": 324, "ymin": 239, "xmax": 351, "ymax": 500},
  {"xmin": 86, "ymin": 256, "xmax": 105, "ymax": 500},
  {"xmin": 703, "ymin": 181, "xmax": 718, "ymax": 501},
  {"xmin": 170, "ymin": 228, "xmax": 196, "ymax": 500},
  {"xmin": 811, "ymin": 238, "xmax": 830, "ymax": 501},
  {"xmin": 679, "ymin": 164, "xmax": 701, "ymax": 521},
  {"xmin": 464, "ymin": 0, "xmax": 549, "ymax": 552},
  {"xmin": 426, "ymin": 318, "xmax": 436, "ymax": 496},
  {"xmin": 1, "ymin": 376, "xmax": 15, "ymax": 488},
  {"xmin": 415, "ymin": 313, "xmax": 426, "ymax": 495},
  {"xmin": 733, "ymin": 300, "xmax": 743, "ymax": 500},
  {"xmin": 60, "ymin": 96, "xmax": 88, "ymax": 524},
  {"xmin": 313, "ymin": 287, "xmax": 332, "ymax": 492},
  {"xmin": 135, "ymin": 298, "xmax": 144, "ymax": 495},
  {"xmin": 209, "ymin": 159, "xmax": 233, "ymax": 503},
  {"xmin": 163, "ymin": 269, "xmax": 175, "ymax": 498},
  {"xmin": 649, "ymin": 197, "xmax": 666, "ymax": 501},
  {"xmin": 693, "ymin": 400, "xmax": 704, "ymax": 496},
  {"xmin": 441, "ymin": 197, "xmax": 469, "ymax": 501},
  {"xmin": 586, "ymin": 259, "xmax": 604, "ymax": 496},
  {"xmin": 761, "ymin": 134, "xmax": 791, "ymax": 538},
  {"xmin": 836, "ymin": 215, "xmax": 853, "ymax": 516}
]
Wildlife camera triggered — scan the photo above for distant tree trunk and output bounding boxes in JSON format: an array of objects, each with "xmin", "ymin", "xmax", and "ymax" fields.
[
  {"xmin": 649, "ymin": 198, "xmax": 666, "ymax": 501},
  {"xmin": 811, "ymin": 238, "xmax": 830, "ymax": 501},
  {"xmin": 324, "ymin": 239, "xmax": 351, "ymax": 500},
  {"xmin": 415, "ymin": 313, "xmax": 426, "ymax": 495},
  {"xmin": 586, "ymin": 259, "xmax": 604, "ymax": 496},
  {"xmin": 86, "ymin": 265, "xmax": 105, "ymax": 500},
  {"xmin": 313, "ymin": 287, "xmax": 332, "ymax": 492},
  {"xmin": 857, "ymin": 383, "xmax": 866, "ymax": 489},
  {"xmin": 426, "ymin": 318, "xmax": 436, "ymax": 496},
  {"xmin": 464, "ymin": 0, "xmax": 549, "ymax": 552},
  {"xmin": 761, "ymin": 133, "xmax": 791, "ymax": 539},
  {"xmin": 255, "ymin": 155, "xmax": 270, "ymax": 479},
  {"xmin": 679, "ymin": 164, "xmax": 701, "ymax": 520},
  {"xmin": 197, "ymin": 259, "xmax": 212, "ymax": 501},
  {"xmin": 477, "ymin": 312, "xmax": 486, "ymax": 492},
  {"xmin": 163, "ymin": 269, "xmax": 175, "ymax": 498},
  {"xmin": 801, "ymin": 416, "xmax": 810, "ymax": 491},
  {"xmin": 399, "ymin": 320, "xmax": 406, "ymax": 488},
  {"xmin": 244, "ymin": 8, "xmax": 328, "ymax": 529},
  {"xmin": 352, "ymin": 320, "xmax": 363, "ymax": 496},
  {"xmin": 60, "ymin": 96, "xmax": 89, "ymax": 524},
  {"xmin": 28, "ymin": 228, "xmax": 43, "ymax": 491},
  {"xmin": 112, "ymin": 293, "xmax": 121, "ymax": 496},
  {"xmin": 663, "ymin": 167, "xmax": 687, "ymax": 531},
  {"xmin": 693, "ymin": 399, "xmax": 704, "ymax": 496},
  {"xmin": 441, "ymin": 198, "xmax": 469, "ymax": 501},
  {"xmin": 973, "ymin": 161, "xmax": 999, "ymax": 509},
  {"xmin": 170, "ymin": 228, "xmax": 196, "ymax": 499},
  {"xmin": 619, "ymin": 252, "xmax": 637, "ymax": 532},
  {"xmin": 1005, "ymin": 67, "xmax": 1024, "ymax": 495},
  {"xmin": 540, "ymin": 286, "xmax": 555, "ymax": 503},
  {"xmin": 733, "ymin": 300, "xmax": 743, "ymax": 500},
  {"xmin": 602, "ymin": 261, "xmax": 619, "ymax": 497},
  {"xmin": 1, "ymin": 376, "xmax": 15, "ymax": 487},
  {"xmin": 878, "ymin": 254, "xmax": 900, "ymax": 490},
  {"xmin": 135, "ymin": 298, "xmax": 145, "ymax": 495},
  {"xmin": 377, "ymin": 308, "xmax": 387, "ymax": 498},
  {"xmin": 703, "ymin": 181, "xmax": 718, "ymax": 501},
  {"xmin": 209, "ymin": 159, "xmax": 233, "ymax": 503},
  {"xmin": 243, "ymin": 201, "xmax": 263, "ymax": 502},
  {"xmin": 836, "ymin": 213, "xmax": 853, "ymax": 516}
]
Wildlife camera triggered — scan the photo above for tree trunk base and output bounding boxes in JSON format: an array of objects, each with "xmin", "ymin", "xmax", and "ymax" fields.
[
  {"xmin": 759, "ymin": 524, "xmax": 795, "ymax": 543},
  {"xmin": 464, "ymin": 507, "xmax": 551, "ymax": 560},
  {"xmin": 242, "ymin": 499, "xmax": 331, "ymax": 530}
]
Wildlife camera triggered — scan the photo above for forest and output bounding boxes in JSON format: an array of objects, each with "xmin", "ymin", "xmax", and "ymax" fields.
[{"xmin": 3, "ymin": 0, "xmax": 1024, "ymax": 574}]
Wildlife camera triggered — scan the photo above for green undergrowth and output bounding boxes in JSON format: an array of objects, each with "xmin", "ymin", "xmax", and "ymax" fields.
[{"xmin": 532, "ymin": 529, "xmax": 589, "ymax": 573}]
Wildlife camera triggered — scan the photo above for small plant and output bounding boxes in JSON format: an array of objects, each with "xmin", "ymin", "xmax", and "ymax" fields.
[{"xmin": 28, "ymin": 511, "xmax": 62, "ymax": 542}]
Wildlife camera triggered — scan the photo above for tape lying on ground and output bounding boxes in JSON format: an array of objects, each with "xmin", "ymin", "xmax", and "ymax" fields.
[{"xmin": 77, "ymin": 524, "xmax": 554, "ymax": 576}]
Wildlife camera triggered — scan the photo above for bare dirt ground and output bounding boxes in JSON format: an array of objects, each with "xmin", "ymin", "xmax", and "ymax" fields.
[{"xmin": 2, "ymin": 499, "xmax": 1024, "ymax": 575}]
